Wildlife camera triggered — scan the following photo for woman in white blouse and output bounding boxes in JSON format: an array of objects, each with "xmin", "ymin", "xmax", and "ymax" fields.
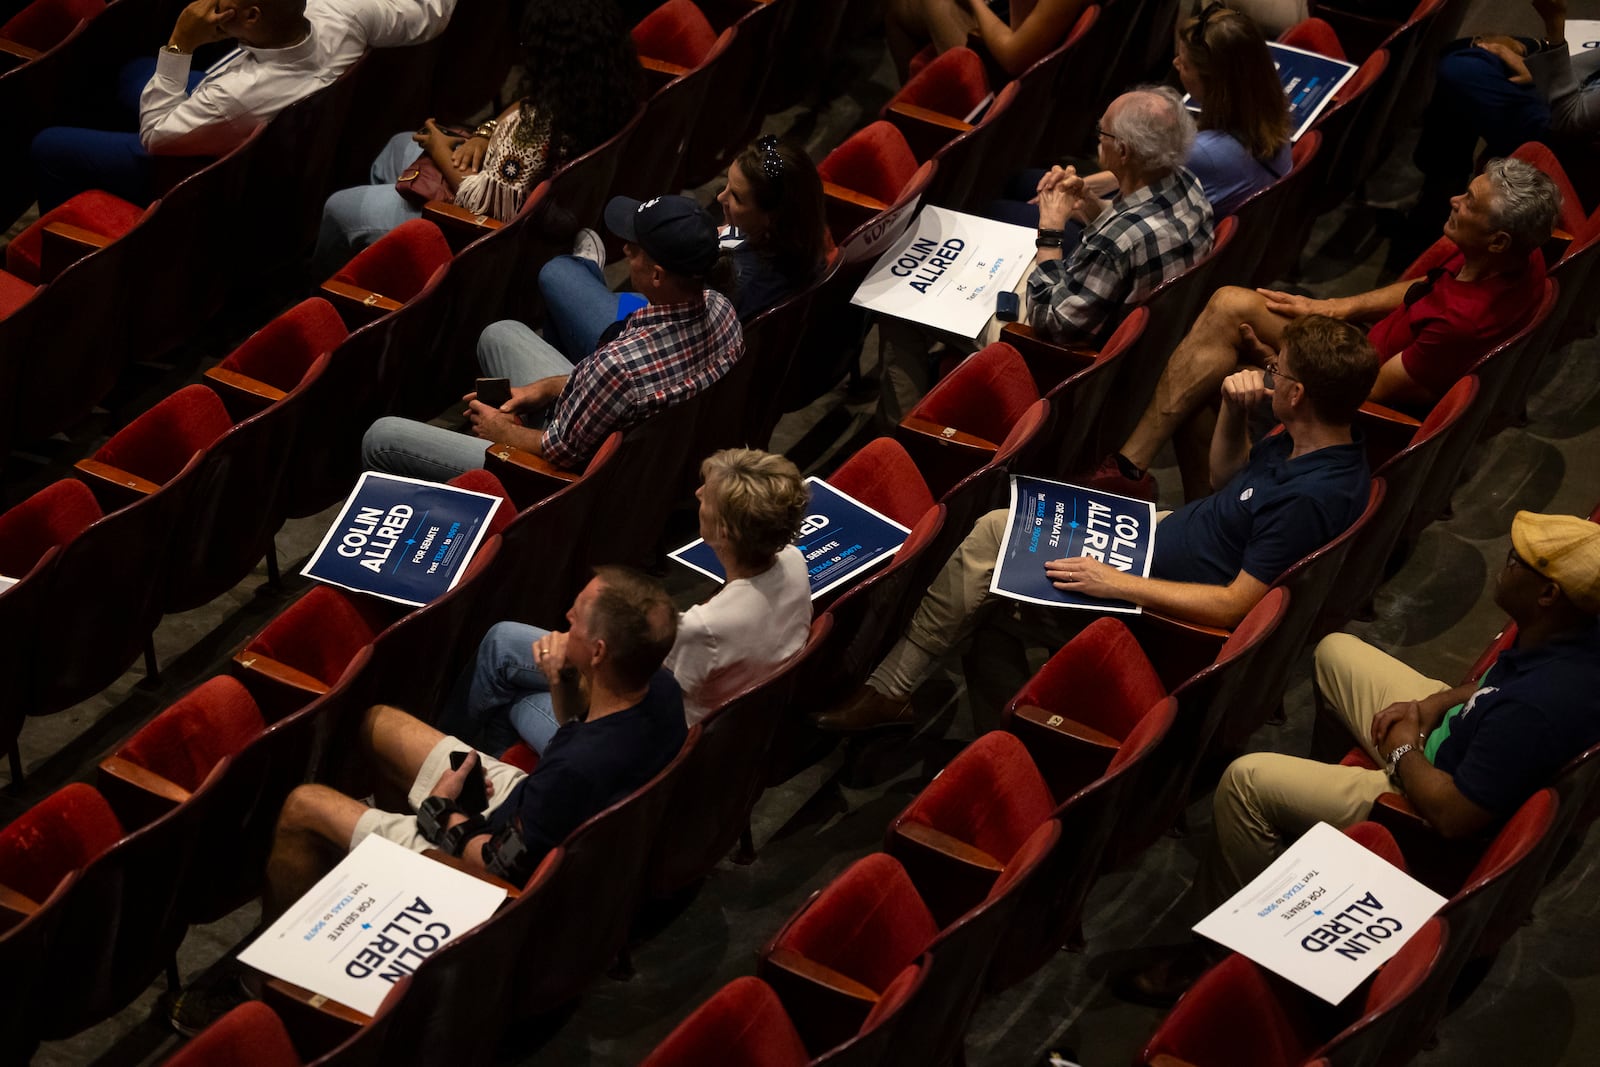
[{"xmin": 438, "ymin": 448, "xmax": 813, "ymax": 753}]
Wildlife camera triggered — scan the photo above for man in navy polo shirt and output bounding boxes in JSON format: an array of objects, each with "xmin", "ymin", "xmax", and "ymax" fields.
[
  {"xmin": 262, "ymin": 566, "xmax": 687, "ymax": 912},
  {"xmin": 816, "ymin": 314, "xmax": 1377, "ymax": 731}
]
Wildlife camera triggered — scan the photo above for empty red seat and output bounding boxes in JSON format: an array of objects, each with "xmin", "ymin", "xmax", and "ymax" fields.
[
  {"xmin": 825, "ymin": 436, "xmax": 936, "ymax": 531},
  {"xmin": 0, "ymin": 782, "xmax": 121, "ymax": 906},
  {"xmin": 81, "ymin": 384, "xmax": 233, "ymax": 492},
  {"xmin": 159, "ymin": 1001, "xmax": 301, "ymax": 1067},
  {"xmin": 234, "ymin": 586, "xmax": 396, "ymax": 715},
  {"xmin": 448, "ymin": 468, "xmax": 516, "ymax": 538},
  {"xmin": 209, "ymin": 296, "xmax": 348, "ymax": 398},
  {"xmin": 0, "ymin": 477, "xmax": 101, "ymax": 581},
  {"xmin": 0, "ymin": 0, "xmax": 103, "ymax": 55},
  {"xmin": 818, "ymin": 121, "xmax": 921, "ymax": 208},
  {"xmin": 327, "ymin": 218, "xmax": 453, "ymax": 305},
  {"xmin": 105, "ymin": 675, "xmax": 265, "ymax": 800},
  {"xmin": 3, "ymin": 189, "xmax": 145, "ymax": 283},
  {"xmin": 1278, "ymin": 15, "xmax": 1345, "ymax": 59},
  {"xmin": 641, "ymin": 976, "xmax": 811, "ymax": 1067},
  {"xmin": 885, "ymin": 46, "xmax": 991, "ymax": 120},
  {"xmin": 631, "ymin": 0, "xmax": 718, "ymax": 68}
]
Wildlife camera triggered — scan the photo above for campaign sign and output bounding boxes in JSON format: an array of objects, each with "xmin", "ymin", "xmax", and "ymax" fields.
[
  {"xmin": 1183, "ymin": 43, "xmax": 1355, "ymax": 141},
  {"xmin": 1194, "ymin": 822, "xmax": 1447, "ymax": 1005},
  {"xmin": 302, "ymin": 472, "xmax": 501, "ymax": 607},
  {"xmin": 669, "ymin": 477, "xmax": 910, "ymax": 600},
  {"xmin": 850, "ymin": 205, "xmax": 1038, "ymax": 338},
  {"xmin": 989, "ymin": 476, "xmax": 1156, "ymax": 612},
  {"xmin": 238, "ymin": 836, "xmax": 507, "ymax": 1015},
  {"xmin": 1568, "ymin": 20, "xmax": 1600, "ymax": 54}
]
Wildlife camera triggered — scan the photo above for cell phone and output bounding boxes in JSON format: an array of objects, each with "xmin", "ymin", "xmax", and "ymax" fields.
[
  {"xmin": 996, "ymin": 290, "xmax": 1020, "ymax": 322},
  {"xmin": 448, "ymin": 750, "xmax": 489, "ymax": 813},
  {"xmin": 475, "ymin": 377, "xmax": 511, "ymax": 409}
]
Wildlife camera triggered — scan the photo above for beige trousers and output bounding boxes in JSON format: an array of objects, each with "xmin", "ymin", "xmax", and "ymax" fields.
[{"xmin": 1190, "ymin": 633, "xmax": 1451, "ymax": 912}]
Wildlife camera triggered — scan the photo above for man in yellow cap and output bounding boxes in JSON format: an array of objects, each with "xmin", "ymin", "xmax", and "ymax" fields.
[{"xmin": 1122, "ymin": 510, "xmax": 1600, "ymax": 1004}]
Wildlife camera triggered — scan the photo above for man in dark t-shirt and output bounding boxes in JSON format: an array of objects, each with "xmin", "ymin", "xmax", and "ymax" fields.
[
  {"xmin": 816, "ymin": 315, "xmax": 1376, "ymax": 732},
  {"xmin": 263, "ymin": 566, "xmax": 686, "ymax": 914}
]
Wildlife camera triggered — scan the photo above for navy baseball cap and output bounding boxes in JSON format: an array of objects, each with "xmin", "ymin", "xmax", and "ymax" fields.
[{"xmin": 603, "ymin": 194, "xmax": 720, "ymax": 277}]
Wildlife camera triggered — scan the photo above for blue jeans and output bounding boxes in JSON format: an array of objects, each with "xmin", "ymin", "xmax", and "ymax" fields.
[
  {"xmin": 437, "ymin": 622, "xmax": 561, "ymax": 754},
  {"xmin": 538, "ymin": 255, "xmax": 625, "ymax": 360},
  {"xmin": 360, "ymin": 320, "xmax": 575, "ymax": 480},
  {"xmin": 30, "ymin": 58, "xmax": 206, "ymax": 210},
  {"xmin": 316, "ymin": 131, "xmax": 427, "ymax": 271}
]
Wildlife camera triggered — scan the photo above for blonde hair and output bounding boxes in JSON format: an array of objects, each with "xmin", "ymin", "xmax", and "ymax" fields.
[{"xmin": 699, "ymin": 448, "xmax": 808, "ymax": 568}]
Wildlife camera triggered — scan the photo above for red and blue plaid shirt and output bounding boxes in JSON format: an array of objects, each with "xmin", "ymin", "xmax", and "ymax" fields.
[{"xmin": 541, "ymin": 290, "xmax": 743, "ymax": 469}]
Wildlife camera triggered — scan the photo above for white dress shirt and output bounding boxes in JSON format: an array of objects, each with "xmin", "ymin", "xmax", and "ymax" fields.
[{"xmin": 140, "ymin": 0, "xmax": 457, "ymax": 155}]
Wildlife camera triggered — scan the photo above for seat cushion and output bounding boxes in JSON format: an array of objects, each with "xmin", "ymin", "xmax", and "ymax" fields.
[
  {"xmin": 116, "ymin": 676, "xmax": 266, "ymax": 793},
  {"xmin": 94, "ymin": 384, "xmax": 233, "ymax": 484},
  {"xmin": 0, "ymin": 269, "xmax": 38, "ymax": 318},
  {"xmin": 0, "ymin": 783, "xmax": 122, "ymax": 905},
  {"xmin": 818, "ymin": 122, "xmax": 920, "ymax": 206},
  {"xmin": 331, "ymin": 219, "xmax": 452, "ymax": 302},
  {"xmin": 631, "ymin": 0, "xmax": 718, "ymax": 69},
  {"xmin": 218, "ymin": 297, "xmax": 347, "ymax": 391},
  {"xmin": 4, "ymin": 189, "xmax": 144, "ymax": 283},
  {"xmin": 0, "ymin": 478, "xmax": 101, "ymax": 578}
]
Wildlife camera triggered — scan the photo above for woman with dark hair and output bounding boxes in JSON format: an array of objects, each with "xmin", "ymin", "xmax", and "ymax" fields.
[
  {"xmin": 986, "ymin": 4, "xmax": 1290, "ymax": 227},
  {"xmin": 315, "ymin": 0, "xmax": 641, "ymax": 262},
  {"xmin": 536, "ymin": 134, "xmax": 826, "ymax": 361}
]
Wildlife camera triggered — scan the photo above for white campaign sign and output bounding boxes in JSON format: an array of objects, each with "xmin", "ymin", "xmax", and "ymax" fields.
[
  {"xmin": 850, "ymin": 206, "xmax": 1037, "ymax": 338},
  {"xmin": 1193, "ymin": 821, "xmax": 1447, "ymax": 1005},
  {"xmin": 238, "ymin": 836, "xmax": 507, "ymax": 1015},
  {"xmin": 1567, "ymin": 20, "xmax": 1600, "ymax": 54}
]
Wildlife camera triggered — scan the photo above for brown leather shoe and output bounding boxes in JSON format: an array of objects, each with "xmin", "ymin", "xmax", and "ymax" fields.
[{"xmin": 810, "ymin": 685, "xmax": 915, "ymax": 733}]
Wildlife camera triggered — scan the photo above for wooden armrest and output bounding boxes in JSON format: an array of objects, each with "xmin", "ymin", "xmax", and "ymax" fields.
[
  {"xmin": 896, "ymin": 821, "xmax": 1004, "ymax": 871},
  {"xmin": 421, "ymin": 849, "xmax": 521, "ymax": 899},
  {"xmin": 263, "ymin": 977, "xmax": 368, "ymax": 1058},
  {"xmin": 233, "ymin": 649, "xmax": 332, "ymax": 696},
  {"xmin": 0, "ymin": 882, "xmax": 41, "ymax": 921},
  {"xmin": 898, "ymin": 415, "xmax": 997, "ymax": 453},
  {"xmin": 884, "ymin": 101, "xmax": 972, "ymax": 162},
  {"xmin": 822, "ymin": 182, "xmax": 889, "ymax": 214},
  {"xmin": 763, "ymin": 946, "xmax": 880, "ymax": 1003},
  {"xmin": 423, "ymin": 200, "xmax": 503, "ymax": 252},
  {"xmin": 74, "ymin": 457, "xmax": 161, "ymax": 512},
  {"xmin": 1150, "ymin": 1055, "xmax": 1202, "ymax": 1067},
  {"xmin": 886, "ymin": 102, "xmax": 972, "ymax": 134},
  {"xmin": 483, "ymin": 441, "xmax": 576, "ymax": 508},
  {"xmin": 321, "ymin": 279, "xmax": 403, "ymax": 329},
  {"xmin": 1129, "ymin": 609, "xmax": 1231, "ymax": 692},
  {"xmin": 40, "ymin": 222, "xmax": 112, "ymax": 283},
  {"xmin": 97, "ymin": 755, "xmax": 191, "ymax": 829},
  {"xmin": 0, "ymin": 38, "xmax": 43, "ymax": 62},
  {"xmin": 1008, "ymin": 704, "xmax": 1119, "ymax": 803},
  {"xmin": 204, "ymin": 366, "xmax": 288, "ymax": 420},
  {"xmin": 1000, "ymin": 321, "xmax": 1098, "ymax": 394},
  {"xmin": 894, "ymin": 415, "xmax": 998, "ymax": 500},
  {"xmin": 639, "ymin": 54, "xmax": 691, "ymax": 92},
  {"xmin": 1357, "ymin": 399, "xmax": 1421, "ymax": 429},
  {"xmin": 888, "ymin": 820, "xmax": 1004, "ymax": 928},
  {"xmin": 1354, "ymin": 399, "xmax": 1421, "ymax": 472}
]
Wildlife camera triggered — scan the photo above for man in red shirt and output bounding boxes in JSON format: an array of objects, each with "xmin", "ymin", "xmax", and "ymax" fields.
[{"xmin": 1091, "ymin": 156, "xmax": 1559, "ymax": 501}]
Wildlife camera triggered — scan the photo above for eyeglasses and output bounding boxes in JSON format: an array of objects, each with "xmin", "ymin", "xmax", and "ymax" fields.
[
  {"xmin": 754, "ymin": 134, "xmax": 785, "ymax": 179},
  {"xmin": 1262, "ymin": 355, "xmax": 1300, "ymax": 389},
  {"xmin": 1095, "ymin": 124, "xmax": 1122, "ymax": 144}
]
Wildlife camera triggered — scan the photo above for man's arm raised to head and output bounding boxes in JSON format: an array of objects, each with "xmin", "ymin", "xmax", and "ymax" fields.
[{"xmin": 1044, "ymin": 558, "xmax": 1269, "ymax": 630}]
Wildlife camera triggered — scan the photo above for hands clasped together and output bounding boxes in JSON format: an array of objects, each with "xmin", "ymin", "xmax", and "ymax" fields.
[{"xmin": 461, "ymin": 378, "xmax": 565, "ymax": 443}]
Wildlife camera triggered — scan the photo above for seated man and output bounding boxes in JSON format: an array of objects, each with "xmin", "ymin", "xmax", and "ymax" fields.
[
  {"xmin": 818, "ymin": 314, "xmax": 1377, "ymax": 731},
  {"xmin": 30, "ymin": 0, "xmax": 457, "ymax": 210},
  {"xmin": 263, "ymin": 566, "xmax": 686, "ymax": 910},
  {"xmin": 361, "ymin": 194, "xmax": 744, "ymax": 479},
  {"xmin": 1127, "ymin": 510, "xmax": 1600, "ymax": 1003},
  {"xmin": 877, "ymin": 85, "xmax": 1215, "ymax": 422},
  {"xmin": 1093, "ymin": 156, "xmax": 1559, "ymax": 500}
]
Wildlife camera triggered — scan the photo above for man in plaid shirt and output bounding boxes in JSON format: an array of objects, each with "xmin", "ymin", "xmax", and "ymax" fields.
[
  {"xmin": 362, "ymin": 194, "xmax": 742, "ymax": 479},
  {"xmin": 1026, "ymin": 86, "xmax": 1215, "ymax": 343}
]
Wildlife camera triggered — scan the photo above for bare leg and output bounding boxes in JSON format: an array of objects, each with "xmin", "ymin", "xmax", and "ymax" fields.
[
  {"xmin": 885, "ymin": 0, "xmax": 978, "ymax": 80},
  {"xmin": 263, "ymin": 784, "xmax": 373, "ymax": 920},
  {"xmin": 1119, "ymin": 287, "xmax": 1292, "ymax": 471},
  {"xmin": 360, "ymin": 703, "xmax": 448, "ymax": 810}
]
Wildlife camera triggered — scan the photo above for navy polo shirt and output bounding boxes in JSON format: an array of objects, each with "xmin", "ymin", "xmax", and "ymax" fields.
[
  {"xmin": 487, "ymin": 670, "xmax": 687, "ymax": 866},
  {"xmin": 1151, "ymin": 432, "xmax": 1369, "ymax": 586},
  {"xmin": 1431, "ymin": 621, "xmax": 1600, "ymax": 816}
]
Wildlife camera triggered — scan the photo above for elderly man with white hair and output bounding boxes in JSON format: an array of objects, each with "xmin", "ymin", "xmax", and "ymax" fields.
[{"xmin": 1026, "ymin": 84, "xmax": 1216, "ymax": 343}]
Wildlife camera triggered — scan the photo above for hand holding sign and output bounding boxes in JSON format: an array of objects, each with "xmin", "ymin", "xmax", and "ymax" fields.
[{"xmin": 1044, "ymin": 554, "xmax": 1128, "ymax": 599}]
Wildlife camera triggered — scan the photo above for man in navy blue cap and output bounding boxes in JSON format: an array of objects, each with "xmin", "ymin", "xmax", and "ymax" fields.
[{"xmin": 361, "ymin": 194, "xmax": 743, "ymax": 477}]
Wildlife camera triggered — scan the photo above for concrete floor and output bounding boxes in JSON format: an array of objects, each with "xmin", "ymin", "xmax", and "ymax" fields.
[{"xmin": 5, "ymin": 0, "xmax": 1599, "ymax": 1064}]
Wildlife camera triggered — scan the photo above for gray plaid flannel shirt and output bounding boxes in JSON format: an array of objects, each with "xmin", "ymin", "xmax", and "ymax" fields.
[{"xmin": 1025, "ymin": 167, "xmax": 1214, "ymax": 344}]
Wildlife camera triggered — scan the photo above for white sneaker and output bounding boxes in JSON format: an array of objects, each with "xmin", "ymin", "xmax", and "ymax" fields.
[{"xmin": 572, "ymin": 227, "xmax": 606, "ymax": 270}]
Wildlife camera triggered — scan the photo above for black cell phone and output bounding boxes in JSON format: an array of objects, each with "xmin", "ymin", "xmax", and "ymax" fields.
[
  {"xmin": 996, "ymin": 290, "xmax": 1020, "ymax": 322},
  {"xmin": 448, "ymin": 750, "xmax": 489, "ymax": 813},
  {"xmin": 475, "ymin": 377, "xmax": 511, "ymax": 409}
]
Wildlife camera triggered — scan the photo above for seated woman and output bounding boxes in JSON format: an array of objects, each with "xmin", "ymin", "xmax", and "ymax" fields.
[
  {"xmin": 538, "ymin": 135, "xmax": 827, "ymax": 361},
  {"xmin": 314, "ymin": 0, "xmax": 640, "ymax": 266},
  {"xmin": 885, "ymin": 0, "xmax": 1087, "ymax": 84},
  {"xmin": 438, "ymin": 448, "xmax": 813, "ymax": 754},
  {"xmin": 987, "ymin": 4, "xmax": 1292, "ymax": 228}
]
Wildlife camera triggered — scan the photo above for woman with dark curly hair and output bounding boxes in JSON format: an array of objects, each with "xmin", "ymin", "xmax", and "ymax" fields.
[{"xmin": 315, "ymin": 0, "xmax": 641, "ymax": 262}]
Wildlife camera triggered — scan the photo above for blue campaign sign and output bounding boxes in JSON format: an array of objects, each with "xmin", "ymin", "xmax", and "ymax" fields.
[
  {"xmin": 1269, "ymin": 42, "xmax": 1357, "ymax": 140},
  {"xmin": 302, "ymin": 472, "xmax": 501, "ymax": 608},
  {"xmin": 989, "ymin": 476, "xmax": 1157, "ymax": 613},
  {"xmin": 669, "ymin": 477, "xmax": 910, "ymax": 600}
]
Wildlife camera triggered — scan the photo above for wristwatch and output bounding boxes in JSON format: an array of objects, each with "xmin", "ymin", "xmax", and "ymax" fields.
[{"xmin": 1386, "ymin": 742, "xmax": 1415, "ymax": 776}]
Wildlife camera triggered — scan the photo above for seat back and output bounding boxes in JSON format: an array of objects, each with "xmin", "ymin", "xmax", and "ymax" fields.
[
  {"xmin": 1278, "ymin": 16, "xmax": 1345, "ymax": 59},
  {"xmin": 0, "ymin": 0, "xmax": 103, "ymax": 52},
  {"xmin": 921, "ymin": 79, "xmax": 1022, "ymax": 213},
  {"xmin": 160, "ymin": 1000, "xmax": 303, "ymax": 1067},
  {"xmin": 646, "ymin": 616, "xmax": 830, "ymax": 897},
  {"xmin": 509, "ymin": 730, "xmax": 699, "ymax": 1012},
  {"xmin": 1550, "ymin": 202, "xmax": 1600, "ymax": 348},
  {"xmin": 1038, "ymin": 305, "xmax": 1148, "ymax": 478},
  {"xmin": 1227, "ymin": 131, "xmax": 1323, "ymax": 287},
  {"xmin": 1137, "ymin": 950, "xmax": 1313, "ymax": 1067},
  {"xmin": 734, "ymin": 276, "xmax": 820, "ymax": 447},
  {"xmin": 621, "ymin": 18, "xmax": 736, "ymax": 203},
  {"xmin": 677, "ymin": 0, "xmax": 797, "ymax": 187},
  {"xmin": 1014, "ymin": 3, "xmax": 1105, "ymax": 169},
  {"xmin": 1311, "ymin": 48, "xmax": 1391, "ymax": 213},
  {"xmin": 640, "ymin": 975, "xmax": 811, "ymax": 1067},
  {"xmin": 899, "ymin": 341, "xmax": 1041, "ymax": 498}
]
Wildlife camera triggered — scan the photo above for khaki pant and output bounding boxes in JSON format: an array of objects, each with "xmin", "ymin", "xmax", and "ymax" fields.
[{"xmin": 1188, "ymin": 633, "xmax": 1451, "ymax": 913}]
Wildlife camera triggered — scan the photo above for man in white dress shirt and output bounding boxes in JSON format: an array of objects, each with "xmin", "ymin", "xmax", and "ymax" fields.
[{"xmin": 30, "ymin": 0, "xmax": 456, "ymax": 209}]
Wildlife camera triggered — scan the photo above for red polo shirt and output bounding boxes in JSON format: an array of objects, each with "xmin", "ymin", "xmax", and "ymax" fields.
[{"xmin": 1366, "ymin": 247, "xmax": 1546, "ymax": 399}]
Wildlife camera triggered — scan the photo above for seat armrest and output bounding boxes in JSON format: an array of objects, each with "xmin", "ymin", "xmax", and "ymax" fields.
[
  {"xmin": 204, "ymin": 366, "xmax": 289, "ymax": 420},
  {"xmin": 40, "ymin": 222, "xmax": 113, "ymax": 283},
  {"xmin": 639, "ymin": 54, "xmax": 691, "ymax": 92},
  {"xmin": 321, "ymin": 279, "xmax": 404, "ymax": 329},
  {"xmin": 97, "ymin": 754, "xmax": 191, "ymax": 829},
  {"xmin": 883, "ymin": 101, "xmax": 972, "ymax": 162},
  {"xmin": 886, "ymin": 820, "xmax": 1003, "ymax": 928},
  {"xmin": 1128, "ymin": 609, "xmax": 1231, "ymax": 692},
  {"xmin": 1368, "ymin": 792, "xmax": 1482, "ymax": 896},
  {"xmin": 233, "ymin": 648, "xmax": 333, "ymax": 704},
  {"xmin": 0, "ymin": 38, "xmax": 43, "ymax": 63},
  {"xmin": 894, "ymin": 415, "xmax": 999, "ymax": 500},
  {"xmin": 1007, "ymin": 704, "xmax": 1119, "ymax": 803},
  {"xmin": 423, "ymin": 201, "xmax": 504, "ymax": 252},
  {"xmin": 822, "ymin": 182, "xmax": 889, "ymax": 214},
  {"xmin": 421, "ymin": 849, "xmax": 521, "ymax": 899},
  {"xmin": 262, "ymin": 977, "xmax": 368, "ymax": 1059},
  {"xmin": 1149, "ymin": 1055, "xmax": 1202, "ymax": 1067},
  {"xmin": 823, "ymin": 182, "xmax": 890, "ymax": 242},
  {"xmin": 1000, "ymin": 322, "xmax": 1098, "ymax": 394},
  {"xmin": 758, "ymin": 946, "xmax": 878, "ymax": 1055},
  {"xmin": 0, "ymin": 882, "xmax": 41, "ymax": 933},
  {"xmin": 483, "ymin": 441, "xmax": 576, "ymax": 508},
  {"xmin": 1355, "ymin": 399, "xmax": 1421, "ymax": 471},
  {"xmin": 74, "ymin": 458, "xmax": 162, "ymax": 512}
]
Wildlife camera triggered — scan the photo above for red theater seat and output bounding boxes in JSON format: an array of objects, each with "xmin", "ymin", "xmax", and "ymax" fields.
[
  {"xmin": 641, "ymin": 977, "xmax": 811, "ymax": 1067},
  {"xmin": 631, "ymin": 0, "xmax": 718, "ymax": 71}
]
